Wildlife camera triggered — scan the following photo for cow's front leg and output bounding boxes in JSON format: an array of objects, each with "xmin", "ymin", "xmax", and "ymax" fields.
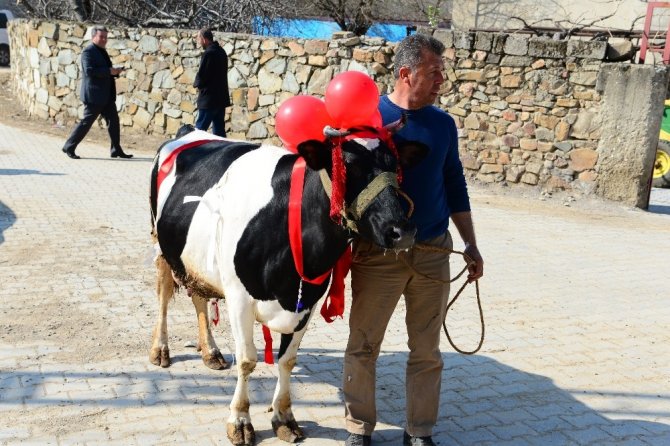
[
  {"xmin": 270, "ymin": 330, "xmax": 307, "ymax": 443},
  {"xmin": 227, "ymin": 303, "xmax": 257, "ymax": 446},
  {"xmin": 150, "ymin": 255, "xmax": 174, "ymax": 367},
  {"xmin": 191, "ymin": 293, "xmax": 229, "ymax": 370}
]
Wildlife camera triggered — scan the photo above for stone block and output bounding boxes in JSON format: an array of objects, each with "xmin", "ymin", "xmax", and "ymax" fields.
[
  {"xmin": 133, "ymin": 108, "xmax": 152, "ymax": 129},
  {"xmin": 606, "ymin": 39, "xmax": 634, "ymax": 62},
  {"xmin": 40, "ymin": 22, "xmax": 58, "ymax": 39},
  {"xmin": 304, "ymin": 40, "xmax": 328, "ymax": 55},
  {"xmin": 569, "ymin": 148, "xmax": 598, "ymax": 171},
  {"xmin": 474, "ymin": 32, "xmax": 492, "ymax": 51},
  {"xmin": 504, "ymin": 35, "xmax": 529, "ymax": 56},
  {"xmin": 521, "ymin": 172, "xmax": 538, "ymax": 184},
  {"xmin": 500, "ymin": 56, "xmax": 533, "ymax": 67},
  {"xmin": 480, "ymin": 163, "xmax": 503, "ymax": 174},
  {"xmin": 454, "ymin": 31, "xmax": 474, "ymax": 50},
  {"xmin": 433, "ymin": 29, "xmax": 453, "ymax": 48},
  {"xmin": 570, "ymin": 71, "xmax": 598, "ymax": 86},
  {"xmin": 456, "ymin": 70, "xmax": 484, "ymax": 82},
  {"xmin": 567, "ymin": 40, "xmax": 607, "ymax": 59},
  {"xmin": 139, "ymin": 35, "xmax": 160, "ymax": 53},
  {"xmin": 528, "ymin": 39, "xmax": 567, "ymax": 59}
]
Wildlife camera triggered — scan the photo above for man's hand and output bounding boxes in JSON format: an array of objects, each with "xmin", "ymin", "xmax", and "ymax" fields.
[
  {"xmin": 463, "ymin": 243, "xmax": 483, "ymax": 283},
  {"xmin": 110, "ymin": 67, "xmax": 124, "ymax": 76}
]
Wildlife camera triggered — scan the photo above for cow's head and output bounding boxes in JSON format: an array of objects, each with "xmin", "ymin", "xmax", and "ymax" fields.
[{"xmin": 296, "ymin": 124, "xmax": 428, "ymax": 250}]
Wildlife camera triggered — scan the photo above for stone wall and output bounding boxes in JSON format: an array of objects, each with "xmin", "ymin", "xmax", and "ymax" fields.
[{"xmin": 8, "ymin": 19, "xmax": 667, "ymax": 205}]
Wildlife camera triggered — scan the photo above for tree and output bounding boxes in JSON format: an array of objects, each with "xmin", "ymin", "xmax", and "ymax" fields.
[
  {"xmin": 16, "ymin": 0, "xmax": 300, "ymax": 33},
  {"xmin": 289, "ymin": 0, "xmax": 450, "ymax": 36}
]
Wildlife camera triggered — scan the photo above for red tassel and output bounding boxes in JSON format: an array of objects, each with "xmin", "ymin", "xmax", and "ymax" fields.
[
  {"xmin": 381, "ymin": 130, "xmax": 403, "ymax": 184},
  {"xmin": 321, "ymin": 247, "xmax": 352, "ymax": 322},
  {"xmin": 330, "ymin": 141, "xmax": 346, "ymax": 223},
  {"xmin": 211, "ymin": 300, "xmax": 220, "ymax": 326},
  {"xmin": 262, "ymin": 325, "xmax": 274, "ymax": 364}
]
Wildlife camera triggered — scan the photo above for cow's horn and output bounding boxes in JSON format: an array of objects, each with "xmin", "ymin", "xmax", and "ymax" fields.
[
  {"xmin": 383, "ymin": 113, "xmax": 407, "ymax": 134},
  {"xmin": 323, "ymin": 126, "xmax": 351, "ymax": 138}
]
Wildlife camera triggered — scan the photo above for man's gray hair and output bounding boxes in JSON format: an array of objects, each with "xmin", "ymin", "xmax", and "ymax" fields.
[
  {"xmin": 393, "ymin": 34, "xmax": 445, "ymax": 79},
  {"xmin": 91, "ymin": 25, "xmax": 108, "ymax": 37}
]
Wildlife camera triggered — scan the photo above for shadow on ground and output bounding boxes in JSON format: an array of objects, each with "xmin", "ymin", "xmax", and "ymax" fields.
[
  {"xmin": 0, "ymin": 200, "xmax": 16, "ymax": 245},
  {"xmin": 2, "ymin": 349, "xmax": 668, "ymax": 444},
  {"xmin": 648, "ymin": 203, "xmax": 670, "ymax": 215},
  {"xmin": 0, "ymin": 168, "xmax": 64, "ymax": 176}
]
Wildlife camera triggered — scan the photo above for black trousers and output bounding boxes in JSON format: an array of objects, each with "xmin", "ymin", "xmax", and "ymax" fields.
[{"xmin": 63, "ymin": 101, "xmax": 122, "ymax": 154}]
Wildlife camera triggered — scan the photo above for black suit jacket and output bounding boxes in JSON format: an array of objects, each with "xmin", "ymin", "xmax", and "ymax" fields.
[
  {"xmin": 80, "ymin": 43, "xmax": 116, "ymax": 106},
  {"xmin": 194, "ymin": 41, "xmax": 231, "ymax": 110}
]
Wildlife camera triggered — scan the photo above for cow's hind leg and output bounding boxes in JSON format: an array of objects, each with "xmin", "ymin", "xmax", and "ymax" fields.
[
  {"xmin": 270, "ymin": 330, "xmax": 307, "ymax": 443},
  {"xmin": 149, "ymin": 254, "xmax": 174, "ymax": 367},
  {"xmin": 191, "ymin": 293, "xmax": 229, "ymax": 370}
]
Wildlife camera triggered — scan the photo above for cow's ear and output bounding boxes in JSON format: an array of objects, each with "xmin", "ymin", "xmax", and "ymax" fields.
[
  {"xmin": 297, "ymin": 140, "xmax": 332, "ymax": 170},
  {"xmin": 396, "ymin": 141, "xmax": 429, "ymax": 169}
]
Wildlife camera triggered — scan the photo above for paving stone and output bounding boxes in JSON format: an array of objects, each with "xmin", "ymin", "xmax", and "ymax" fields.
[{"xmin": 0, "ymin": 121, "xmax": 669, "ymax": 445}]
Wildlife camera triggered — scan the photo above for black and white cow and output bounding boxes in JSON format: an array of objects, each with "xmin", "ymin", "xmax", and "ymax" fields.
[{"xmin": 149, "ymin": 124, "xmax": 426, "ymax": 445}]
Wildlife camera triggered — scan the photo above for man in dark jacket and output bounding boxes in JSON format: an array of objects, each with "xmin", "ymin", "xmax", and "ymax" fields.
[
  {"xmin": 62, "ymin": 25, "xmax": 132, "ymax": 159},
  {"xmin": 194, "ymin": 28, "xmax": 230, "ymax": 137}
]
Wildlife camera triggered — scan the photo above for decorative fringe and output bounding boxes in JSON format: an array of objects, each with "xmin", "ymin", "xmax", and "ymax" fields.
[
  {"xmin": 320, "ymin": 246, "xmax": 352, "ymax": 322},
  {"xmin": 381, "ymin": 129, "xmax": 403, "ymax": 184},
  {"xmin": 330, "ymin": 141, "xmax": 346, "ymax": 223}
]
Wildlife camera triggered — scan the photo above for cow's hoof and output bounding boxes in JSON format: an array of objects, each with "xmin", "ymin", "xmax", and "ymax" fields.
[
  {"xmin": 272, "ymin": 419, "xmax": 305, "ymax": 443},
  {"xmin": 149, "ymin": 346, "xmax": 170, "ymax": 368},
  {"xmin": 202, "ymin": 348, "xmax": 229, "ymax": 370},
  {"xmin": 227, "ymin": 419, "xmax": 255, "ymax": 446}
]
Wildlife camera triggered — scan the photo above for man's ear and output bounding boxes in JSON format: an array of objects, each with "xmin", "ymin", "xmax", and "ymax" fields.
[
  {"xmin": 297, "ymin": 140, "xmax": 332, "ymax": 170},
  {"xmin": 398, "ymin": 65, "xmax": 412, "ymax": 85},
  {"xmin": 396, "ymin": 141, "xmax": 429, "ymax": 169}
]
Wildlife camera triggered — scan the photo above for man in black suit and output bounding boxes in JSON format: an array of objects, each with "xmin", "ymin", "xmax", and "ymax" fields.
[
  {"xmin": 62, "ymin": 25, "xmax": 132, "ymax": 159},
  {"xmin": 194, "ymin": 28, "xmax": 230, "ymax": 137}
]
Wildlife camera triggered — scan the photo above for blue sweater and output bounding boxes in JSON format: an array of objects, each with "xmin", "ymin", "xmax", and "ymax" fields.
[{"xmin": 379, "ymin": 95, "xmax": 471, "ymax": 241}]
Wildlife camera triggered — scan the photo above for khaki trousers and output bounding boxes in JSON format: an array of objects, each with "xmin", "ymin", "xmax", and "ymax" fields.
[{"xmin": 343, "ymin": 231, "xmax": 452, "ymax": 438}]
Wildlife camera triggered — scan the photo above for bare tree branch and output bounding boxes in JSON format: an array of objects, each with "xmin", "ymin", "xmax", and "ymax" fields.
[{"xmin": 15, "ymin": 0, "xmax": 300, "ymax": 33}]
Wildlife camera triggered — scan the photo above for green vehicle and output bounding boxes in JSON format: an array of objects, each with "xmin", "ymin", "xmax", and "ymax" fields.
[{"xmin": 654, "ymin": 100, "xmax": 670, "ymax": 188}]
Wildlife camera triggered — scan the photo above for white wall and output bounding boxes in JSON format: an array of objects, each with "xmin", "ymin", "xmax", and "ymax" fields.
[{"xmin": 452, "ymin": 0, "xmax": 668, "ymax": 33}]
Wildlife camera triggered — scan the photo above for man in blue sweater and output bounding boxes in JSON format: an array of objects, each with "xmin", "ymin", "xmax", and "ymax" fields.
[{"xmin": 343, "ymin": 34, "xmax": 484, "ymax": 446}]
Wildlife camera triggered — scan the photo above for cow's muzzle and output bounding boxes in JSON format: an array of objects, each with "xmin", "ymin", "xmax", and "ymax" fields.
[{"xmin": 385, "ymin": 223, "xmax": 417, "ymax": 250}]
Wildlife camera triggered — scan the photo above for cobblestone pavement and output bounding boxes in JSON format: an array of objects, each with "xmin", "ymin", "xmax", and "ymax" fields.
[{"xmin": 1, "ymin": 121, "xmax": 669, "ymax": 446}]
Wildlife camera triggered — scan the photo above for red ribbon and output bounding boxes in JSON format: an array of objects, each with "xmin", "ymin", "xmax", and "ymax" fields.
[
  {"xmin": 211, "ymin": 300, "xmax": 219, "ymax": 326},
  {"xmin": 320, "ymin": 246, "xmax": 351, "ymax": 322},
  {"xmin": 288, "ymin": 158, "xmax": 333, "ymax": 285},
  {"xmin": 262, "ymin": 325, "xmax": 274, "ymax": 364},
  {"xmin": 156, "ymin": 139, "xmax": 218, "ymax": 193},
  {"xmin": 262, "ymin": 157, "xmax": 351, "ymax": 364}
]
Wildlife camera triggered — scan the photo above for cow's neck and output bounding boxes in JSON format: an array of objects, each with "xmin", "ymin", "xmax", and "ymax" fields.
[{"xmin": 296, "ymin": 165, "xmax": 351, "ymax": 279}]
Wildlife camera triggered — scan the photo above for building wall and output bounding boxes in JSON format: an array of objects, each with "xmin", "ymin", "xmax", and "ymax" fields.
[
  {"xmin": 8, "ymin": 19, "xmax": 667, "ymax": 206},
  {"xmin": 451, "ymin": 0, "xmax": 669, "ymax": 33}
]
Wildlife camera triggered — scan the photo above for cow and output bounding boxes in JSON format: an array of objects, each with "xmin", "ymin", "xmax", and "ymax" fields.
[{"xmin": 148, "ymin": 123, "xmax": 427, "ymax": 445}]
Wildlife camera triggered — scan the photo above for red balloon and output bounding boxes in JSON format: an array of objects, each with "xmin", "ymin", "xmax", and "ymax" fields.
[
  {"xmin": 367, "ymin": 110, "xmax": 383, "ymax": 128},
  {"xmin": 276, "ymin": 96, "xmax": 331, "ymax": 151},
  {"xmin": 325, "ymin": 71, "xmax": 379, "ymax": 129}
]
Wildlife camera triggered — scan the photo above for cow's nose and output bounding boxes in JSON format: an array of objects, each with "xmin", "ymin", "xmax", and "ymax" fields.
[{"xmin": 386, "ymin": 224, "xmax": 416, "ymax": 250}]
